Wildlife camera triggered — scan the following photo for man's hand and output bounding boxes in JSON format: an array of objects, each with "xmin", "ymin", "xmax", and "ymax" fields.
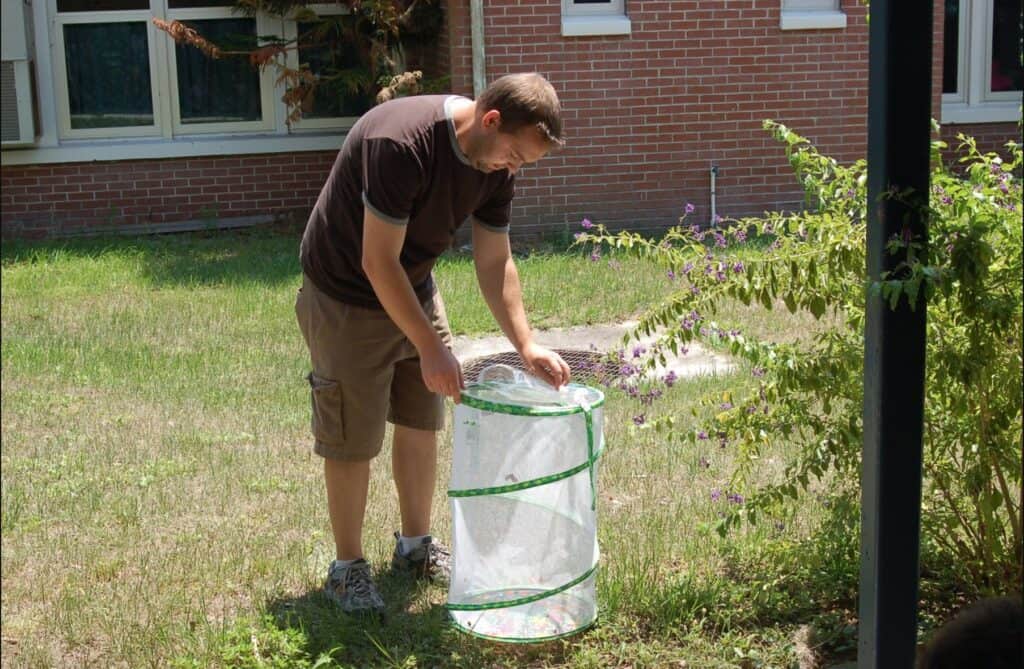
[
  {"xmin": 520, "ymin": 343, "xmax": 571, "ymax": 389},
  {"xmin": 419, "ymin": 338, "xmax": 465, "ymax": 402}
]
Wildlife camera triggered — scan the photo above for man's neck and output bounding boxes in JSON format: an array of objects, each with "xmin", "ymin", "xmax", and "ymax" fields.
[{"xmin": 450, "ymin": 98, "xmax": 478, "ymax": 158}]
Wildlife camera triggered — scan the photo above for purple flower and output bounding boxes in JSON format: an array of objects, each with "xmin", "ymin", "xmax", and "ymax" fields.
[
  {"xmin": 715, "ymin": 270, "xmax": 727, "ymax": 282},
  {"xmin": 663, "ymin": 371, "xmax": 678, "ymax": 387},
  {"xmin": 727, "ymin": 492, "xmax": 744, "ymax": 504},
  {"xmin": 690, "ymin": 285, "xmax": 701, "ymax": 295},
  {"xmin": 720, "ymin": 402, "xmax": 733, "ymax": 410},
  {"xmin": 685, "ymin": 202, "xmax": 696, "ymax": 214},
  {"xmin": 699, "ymin": 456, "xmax": 710, "ymax": 469},
  {"xmin": 714, "ymin": 214, "xmax": 723, "ymax": 225},
  {"xmin": 735, "ymin": 230, "xmax": 747, "ymax": 243},
  {"xmin": 710, "ymin": 488, "xmax": 722, "ymax": 502},
  {"xmin": 774, "ymin": 521, "xmax": 786, "ymax": 531},
  {"xmin": 941, "ymin": 195, "xmax": 953, "ymax": 205},
  {"xmin": 752, "ymin": 367, "xmax": 765, "ymax": 377},
  {"xmin": 633, "ymin": 414, "xmax": 646, "ymax": 426},
  {"xmin": 590, "ymin": 249, "xmax": 601, "ymax": 262},
  {"xmin": 713, "ymin": 232, "xmax": 728, "ymax": 248},
  {"xmin": 667, "ymin": 269, "xmax": 675, "ymax": 280},
  {"xmin": 632, "ymin": 346, "xmax": 646, "ymax": 358},
  {"xmin": 581, "ymin": 218, "xmax": 594, "ymax": 229},
  {"xmin": 682, "ymin": 261, "xmax": 694, "ymax": 274},
  {"xmin": 619, "ymin": 364, "xmax": 636, "ymax": 376},
  {"xmin": 846, "ymin": 188, "xmax": 856, "ymax": 199},
  {"xmin": 769, "ymin": 239, "xmax": 783, "ymax": 251},
  {"xmin": 681, "ymin": 317, "xmax": 695, "ymax": 330},
  {"xmin": 697, "ymin": 431, "xmax": 709, "ymax": 440}
]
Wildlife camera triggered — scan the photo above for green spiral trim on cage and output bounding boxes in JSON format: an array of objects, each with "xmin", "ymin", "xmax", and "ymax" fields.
[
  {"xmin": 446, "ymin": 564, "xmax": 598, "ymax": 612},
  {"xmin": 447, "ymin": 444, "xmax": 603, "ymax": 498},
  {"xmin": 449, "ymin": 387, "xmax": 604, "ymax": 499},
  {"xmin": 447, "ymin": 618, "xmax": 597, "ymax": 644},
  {"xmin": 457, "ymin": 384, "xmax": 605, "ymax": 416}
]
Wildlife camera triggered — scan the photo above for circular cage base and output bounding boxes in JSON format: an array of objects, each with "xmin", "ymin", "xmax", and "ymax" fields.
[{"xmin": 449, "ymin": 587, "xmax": 596, "ymax": 643}]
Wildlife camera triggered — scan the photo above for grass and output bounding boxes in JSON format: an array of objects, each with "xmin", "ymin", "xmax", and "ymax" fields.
[{"xmin": 0, "ymin": 227, "xmax": 938, "ymax": 668}]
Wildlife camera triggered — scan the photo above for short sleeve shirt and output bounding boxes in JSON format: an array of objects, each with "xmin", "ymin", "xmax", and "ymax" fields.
[{"xmin": 300, "ymin": 95, "xmax": 515, "ymax": 308}]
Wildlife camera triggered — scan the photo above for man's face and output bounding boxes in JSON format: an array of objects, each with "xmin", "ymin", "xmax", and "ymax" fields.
[{"xmin": 468, "ymin": 113, "xmax": 552, "ymax": 175}]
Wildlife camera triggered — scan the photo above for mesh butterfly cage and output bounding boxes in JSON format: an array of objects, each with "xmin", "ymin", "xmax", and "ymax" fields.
[{"xmin": 446, "ymin": 365, "xmax": 605, "ymax": 642}]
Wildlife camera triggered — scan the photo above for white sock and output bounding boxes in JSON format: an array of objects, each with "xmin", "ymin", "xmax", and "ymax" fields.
[
  {"xmin": 399, "ymin": 534, "xmax": 430, "ymax": 555},
  {"xmin": 333, "ymin": 557, "xmax": 360, "ymax": 569}
]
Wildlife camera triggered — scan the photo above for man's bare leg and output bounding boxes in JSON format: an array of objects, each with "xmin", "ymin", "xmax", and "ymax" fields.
[
  {"xmin": 392, "ymin": 425, "xmax": 437, "ymax": 537},
  {"xmin": 324, "ymin": 458, "xmax": 371, "ymax": 560}
]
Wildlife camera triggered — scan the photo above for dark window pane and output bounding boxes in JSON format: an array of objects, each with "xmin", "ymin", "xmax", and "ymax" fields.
[
  {"xmin": 168, "ymin": 0, "xmax": 235, "ymax": 8},
  {"xmin": 991, "ymin": 0, "xmax": 1023, "ymax": 92},
  {"xmin": 297, "ymin": 18, "xmax": 374, "ymax": 118},
  {"xmin": 57, "ymin": 0, "xmax": 148, "ymax": 11},
  {"xmin": 176, "ymin": 19, "xmax": 261, "ymax": 124},
  {"xmin": 943, "ymin": 0, "xmax": 959, "ymax": 94},
  {"xmin": 573, "ymin": 1, "xmax": 613, "ymax": 4},
  {"xmin": 64, "ymin": 22, "xmax": 153, "ymax": 129}
]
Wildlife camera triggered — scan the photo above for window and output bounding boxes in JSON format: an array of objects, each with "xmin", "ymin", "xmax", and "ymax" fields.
[
  {"xmin": 52, "ymin": 0, "xmax": 162, "ymax": 138},
  {"xmin": 561, "ymin": 0, "xmax": 631, "ymax": 37},
  {"xmin": 943, "ymin": 0, "xmax": 1023, "ymax": 123},
  {"xmin": 780, "ymin": 0, "xmax": 847, "ymax": 31},
  {"xmin": 47, "ymin": 0, "xmax": 360, "ymax": 141}
]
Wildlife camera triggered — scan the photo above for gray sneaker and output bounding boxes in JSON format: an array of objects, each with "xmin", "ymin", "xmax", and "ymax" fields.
[
  {"xmin": 324, "ymin": 558, "xmax": 385, "ymax": 615},
  {"xmin": 390, "ymin": 532, "xmax": 452, "ymax": 585}
]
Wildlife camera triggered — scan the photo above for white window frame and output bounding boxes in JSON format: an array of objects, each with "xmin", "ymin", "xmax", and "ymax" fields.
[
  {"xmin": 282, "ymin": 2, "xmax": 360, "ymax": 132},
  {"xmin": 780, "ymin": 0, "xmax": 847, "ymax": 31},
  {"xmin": 561, "ymin": 0, "xmax": 631, "ymax": 38},
  {"xmin": 50, "ymin": 2, "xmax": 166, "ymax": 139},
  {"xmin": 165, "ymin": 4, "xmax": 278, "ymax": 135},
  {"xmin": 942, "ymin": 0, "xmax": 1022, "ymax": 123},
  {"xmin": 48, "ymin": 0, "xmax": 285, "ymax": 141}
]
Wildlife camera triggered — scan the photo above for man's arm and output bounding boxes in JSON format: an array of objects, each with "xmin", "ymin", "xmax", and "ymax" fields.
[
  {"xmin": 472, "ymin": 221, "xmax": 571, "ymax": 388},
  {"xmin": 362, "ymin": 210, "xmax": 464, "ymax": 401}
]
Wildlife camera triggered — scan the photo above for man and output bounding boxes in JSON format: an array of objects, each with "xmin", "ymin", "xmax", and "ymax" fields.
[{"xmin": 295, "ymin": 72, "xmax": 572, "ymax": 615}]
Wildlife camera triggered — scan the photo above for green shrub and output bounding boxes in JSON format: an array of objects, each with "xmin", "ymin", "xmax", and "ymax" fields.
[{"xmin": 578, "ymin": 121, "xmax": 1022, "ymax": 593}]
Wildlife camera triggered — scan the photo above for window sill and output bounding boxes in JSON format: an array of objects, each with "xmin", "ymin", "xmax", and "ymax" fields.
[
  {"xmin": 941, "ymin": 101, "xmax": 1023, "ymax": 125},
  {"xmin": 780, "ymin": 10, "xmax": 847, "ymax": 30},
  {"xmin": 561, "ymin": 15, "xmax": 631, "ymax": 37},
  {"xmin": 1, "ymin": 131, "xmax": 348, "ymax": 166}
]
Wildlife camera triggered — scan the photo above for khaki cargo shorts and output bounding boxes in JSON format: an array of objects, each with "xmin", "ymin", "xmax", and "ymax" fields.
[{"xmin": 295, "ymin": 274, "xmax": 453, "ymax": 461}]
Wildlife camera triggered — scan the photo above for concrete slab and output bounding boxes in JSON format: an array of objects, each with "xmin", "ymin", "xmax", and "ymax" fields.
[{"xmin": 452, "ymin": 320, "xmax": 735, "ymax": 381}]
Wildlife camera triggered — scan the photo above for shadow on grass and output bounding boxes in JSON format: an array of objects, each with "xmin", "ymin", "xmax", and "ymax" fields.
[
  {"xmin": 1, "ymin": 223, "xmax": 304, "ymax": 288},
  {"xmin": 262, "ymin": 571, "xmax": 572, "ymax": 668}
]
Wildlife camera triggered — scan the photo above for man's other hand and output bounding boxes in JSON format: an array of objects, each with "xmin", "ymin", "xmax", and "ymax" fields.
[{"xmin": 419, "ymin": 339, "xmax": 465, "ymax": 402}]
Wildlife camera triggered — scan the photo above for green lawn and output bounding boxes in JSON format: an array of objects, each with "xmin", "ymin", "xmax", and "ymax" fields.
[{"xmin": 2, "ymin": 228, "xmax": 870, "ymax": 668}]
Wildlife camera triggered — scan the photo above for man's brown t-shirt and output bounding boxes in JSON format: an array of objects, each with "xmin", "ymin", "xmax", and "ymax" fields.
[{"xmin": 300, "ymin": 95, "xmax": 515, "ymax": 308}]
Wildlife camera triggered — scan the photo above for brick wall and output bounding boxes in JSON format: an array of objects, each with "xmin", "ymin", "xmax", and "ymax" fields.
[
  {"xmin": 460, "ymin": 0, "xmax": 872, "ymax": 236},
  {"xmin": 3, "ymin": 1, "xmax": 1018, "ymax": 241},
  {"xmin": 1, "ymin": 152, "xmax": 335, "ymax": 239}
]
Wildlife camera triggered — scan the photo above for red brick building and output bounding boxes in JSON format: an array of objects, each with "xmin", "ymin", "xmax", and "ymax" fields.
[{"xmin": 2, "ymin": 1, "xmax": 1020, "ymax": 240}]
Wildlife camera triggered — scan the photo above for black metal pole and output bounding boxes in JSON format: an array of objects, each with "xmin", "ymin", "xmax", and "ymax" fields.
[{"xmin": 859, "ymin": 1, "xmax": 932, "ymax": 667}]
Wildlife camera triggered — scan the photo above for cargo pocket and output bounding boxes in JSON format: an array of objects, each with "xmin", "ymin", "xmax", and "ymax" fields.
[{"xmin": 307, "ymin": 372, "xmax": 345, "ymax": 445}]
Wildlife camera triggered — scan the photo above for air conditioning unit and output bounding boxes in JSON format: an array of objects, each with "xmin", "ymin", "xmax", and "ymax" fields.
[
  {"xmin": 1, "ymin": 59, "xmax": 36, "ymax": 146},
  {"xmin": 2, "ymin": 0, "xmax": 38, "ymax": 147}
]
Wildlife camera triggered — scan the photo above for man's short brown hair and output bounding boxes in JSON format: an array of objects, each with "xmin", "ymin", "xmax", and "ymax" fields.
[{"xmin": 478, "ymin": 73, "xmax": 564, "ymax": 148}]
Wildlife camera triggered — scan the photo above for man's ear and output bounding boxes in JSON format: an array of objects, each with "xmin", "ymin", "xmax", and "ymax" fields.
[{"xmin": 480, "ymin": 109, "xmax": 502, "ymax": 130}]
